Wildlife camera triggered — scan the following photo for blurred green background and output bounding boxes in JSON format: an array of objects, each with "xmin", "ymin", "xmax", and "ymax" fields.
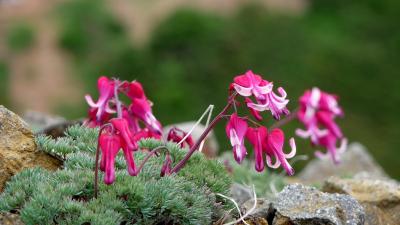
[{"xmin": 1, "ymin": 0, "xmax": 399, "ymax": 178}]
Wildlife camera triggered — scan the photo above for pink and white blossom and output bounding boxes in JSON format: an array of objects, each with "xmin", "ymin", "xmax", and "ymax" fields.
[
  {"xmin": 99, "ymin": 133, "xmax": 122, "ymax": 185},
  {"xmin": 226, "ymin": 113, "xmax": 248, "ymax": 164},
  {"xmin": 246, "ymin": 126, "xmax": 268, "ymax": 172},
  {"xmin": 129, "ymin": 98, "xmax": 163, "ymax": 135},
  {"xmin": 297, "ymin": 87, "xmax": 346, "ymax": 163},
  {"xmin": 85, "ymin": 76, "xmax": 115, "ymax": 122},
  {"xmin": 265, "ymin": 128, "xmax": 296, "ymax": 175},
  {"xmin": 232, "ymin": 70, "xmax": 272, "ymax": 100},
  {"xmin": 232, "ymin": 70, "xmax": 289, "ymax": 120}
]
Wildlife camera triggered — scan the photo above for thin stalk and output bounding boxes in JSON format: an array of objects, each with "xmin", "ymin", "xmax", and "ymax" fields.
[
  {"xmin": 170, "ymin": 93, "xmax": 237, "ymax": 173},
  {"xmin": 269, "ymin": 108, "xmax": 299, "ymax": 129},
  {"xmin": 94, "ymin": 124, "xmax": 114, "ymax": 198},
  {"xmin": 113, "ymin": 80, "xmax": 123, "ymax": 118},
  {"xmin": 94, "ymin": 138, "xmax": 100, "ymax": 198},
  {"xmin": 93, "ymin": 126, "xmax": 107, "ymax": 199},
  {"xmin": 135, "ymin": 146, "xmax": 168, "ymax": 175}
]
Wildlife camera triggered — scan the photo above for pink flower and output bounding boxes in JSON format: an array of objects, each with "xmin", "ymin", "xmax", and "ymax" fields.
[
  {"xmin": 314, "ymin": 132, "xmax": 348, "ymax": 164},
  {"xmin": 226, "ymin": 113, "xmax": 248, "ymax": 164},
  {"xmin": 84, "ymin": 107, "xmax": 112, "ymax": 128},
  {"xmin": 232, "ymin": 70, "xmax": 272, "ymax": 101},
  {"xmin": 246, "ymin": 87, "xmax": 289, "ymax": 120},
  {"xmin": 85, "ymin": 76, "xmax": 115, "ymax": 122},
  {"xmin": 264, "ymin": 128, "xmax": 296, "ymax": 175},
  {"xmin": 129, "ymin": 98, "xmax": 163, "ymax": 135},
  {"xmin": 245, "ymin": 98, "xmax": 263, "ymax": 121},
  {"xmin": 133, "ymin": 128, "xmax": 162, "ymax": 141},
  {"xmin": 232, "ymin": 70, "xmax": 289, "ymax": 120},
  {"xmin": 110, "ymin": 118, "xmax": 137, "ymax": 152},
  {"xmin": 167, "ymin": 127, "xmax": 194, "ymax": 148},
  {"xmin": 99, "ymin": 133, "xmax": 121, "ymax": 185},
  {"xmin": 297, "ymin": 87, "xmax": 346, "ymax": 163},
  {"xmin": 298, "ymin": 87, "xmax": 343, "ymax": 129},
  {"xmin": 122, "ymin": 107, "xmax": 141, "ymax": 133},
  {"xmin": 316, "ymin": 111, "xmax": 343, "ymax": 138},
  {"xmin": 120, "ymin": 80, "xmax": 146, "ymax": 100},
  {"xmin": 246, "ymin": 126, "xmax": 268, "ymax": 172}
]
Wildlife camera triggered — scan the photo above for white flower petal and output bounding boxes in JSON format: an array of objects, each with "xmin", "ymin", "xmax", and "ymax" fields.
[
  {"xmin": 285, "ymin": 138, "xmax": 296, "ymax": 158},
  {"xmin": 85, "ymin": 95, "xmax": 100, "ymax": 107},
  {"xmin": 233, "ymin": 84, "xmax": 252, "ymax": 97}
]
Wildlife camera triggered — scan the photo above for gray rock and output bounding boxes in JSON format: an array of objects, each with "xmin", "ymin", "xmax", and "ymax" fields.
[
  {"xmin": 298, "ymin": 142, "xmax": 388, "ymax": 184},
  {"xmin": 23, "ymin": 110, "xmax": 66, "ymax": 132},
  {"xmin": 230, "ymin": 183, "xmax": 253, "ymax": 205},
  {"xmin": 323, "ymin": 177, "xmax": 400, "ymax": 225},
  {"xmin": 242, "ymin": 198, "xmax": 273, "ymax": 220},
  {"xmin": 164, "ymin": 121, "xmax": 219, "ymax": 158},
  {"xmin": 271, "ymin": 184, "xmax": 365, "ymax": 225}
]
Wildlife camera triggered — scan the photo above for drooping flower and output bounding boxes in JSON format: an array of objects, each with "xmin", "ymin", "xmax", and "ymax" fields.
[
  {"xmin": 297, "ymin": 87, "xmax": 346, "ymax": 163},
  {"xmin": 246, "ymin": 126, "xmax": 268, "ymax": 172},
  {"xmin": 167, "ymin": 127, "xmax": 194, "ymax": 148},
  {"xmin": 298, "ymin": 87, "xmax": 343, "ymax": 132},
  {"xmin": 232, "ymin": 70, "xmax": 289, "ymax": 120},
  {"xmin": 129, "ymin": 98, "xmax": 163, "ymax": 135},
  {"xmin": 85, "ymin": 76, "xmax": 115, "ymax": 122},
  {"xmin": 110, "ymin": 118, "xmax": 137, "ymax": 152},
  {"xmin": 245, "ymin": 87, "xmax": 289, "ymax": 120},
  {"xmin": 120, "ymin": 80, "xmax": 146, "ymax": 100},
  {"xmin": 84, "ymin": 107, "xmax": 113, "ymax": 128},
  {"xmin": 232, "ymin": 70, "xmax": 272, "ymax": 101},
  {"xmin": 122, "ymin": 107, "xmax": 141, "ymax": 134},
  {"xmin": 245, "ymin": 98, "xmax": 263, "ymax": 121},
  {"xmin": 226, "ymin": 113, "xmax": 248, "ymax": 164},
  {"xmin": 264, "ymin": 128, "xmax": 296, "ymax": 175},
  {"xmin": 99, "ymin": 132, "xmax": 122, "ymax": 185},
  {"xmin": 314, "ymin": 132, "xmax": 348, "ymax": 164}
]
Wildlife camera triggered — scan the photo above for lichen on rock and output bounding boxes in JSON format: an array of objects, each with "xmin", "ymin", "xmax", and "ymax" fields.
[{"xmin": 323, "ymin": 177, "xmax": 400, "ymax": 225}]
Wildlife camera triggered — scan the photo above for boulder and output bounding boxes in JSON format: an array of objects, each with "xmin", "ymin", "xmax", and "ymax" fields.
[
  {"xmin": 271, "ymin": 184, "xmax": 364, "ymax": 225},
  {"xmin": 298, "ymin": 142, "xmax": 388, "ymax": 184},
  {"xmin": 0, "ymin": 105, "xmax": 62, "ymax": 191},
  {"xmin": 0, "ymin": 212, "xmax": 24, "ymax": 225},
  {"xmin": 323, "ymin": 177, "xmax": 400, "ymax": 225},
  {"xmin": 164, "ymin": 121, "xmax": 219, "ymax": 158},
  {"xmin": 230, "ymin": 183, "xmax": 254, "ymax": 205}
]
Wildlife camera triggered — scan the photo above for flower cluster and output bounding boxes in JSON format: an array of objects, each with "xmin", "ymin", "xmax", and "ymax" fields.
[
  {"xmin": 85, "ymin": 76, "xmax": 163, "ymax": 184},
  {"xmin": 227, "ymin": 70, "xmax": 296, "ymax": 175},
  {"xmin": 296, "ymin": 87, "xmax": 347, "ymax": 164}
]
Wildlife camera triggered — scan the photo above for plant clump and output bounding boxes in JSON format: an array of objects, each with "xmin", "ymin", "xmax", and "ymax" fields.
[{"xmin": 0, "ymin": 125, "xmax": 232, "ymax": 225}]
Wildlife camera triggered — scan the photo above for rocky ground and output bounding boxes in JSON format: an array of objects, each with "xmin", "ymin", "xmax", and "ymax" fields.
[{"xmin": 0, "ymin": 105, "xmax": 399, "ymax": 225}]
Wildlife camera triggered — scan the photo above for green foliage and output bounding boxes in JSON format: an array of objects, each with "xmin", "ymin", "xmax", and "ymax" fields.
[
  {"xmin": 0, "ymin": 61, "xmax": 9, "ymax": 105},
  {"xmin": 0, "ymin": 125, "xmax": 232, "ymax": 224},
  {"xmin": 6, "ymin": 23, "xmax": 35, "ymax": 52}
]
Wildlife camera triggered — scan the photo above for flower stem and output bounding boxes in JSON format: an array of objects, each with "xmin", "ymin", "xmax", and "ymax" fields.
[
  {"xmin": 93, "ymin": 127, "xmax": 106, "ymax": 199},
  {"xmin": 269, "ymin": 108, "xmax": 299, "ymax": 129},
  {"xmin": 135, "ymin": 146, "xmax": 168, "ymax": 175},
  {"xmin": 114, "ymin": 80, "xmax": 123, "ymax": 118},
  {"xmin": 170, "ymin": 93, "xmax": 237, "ymax": 173}
]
